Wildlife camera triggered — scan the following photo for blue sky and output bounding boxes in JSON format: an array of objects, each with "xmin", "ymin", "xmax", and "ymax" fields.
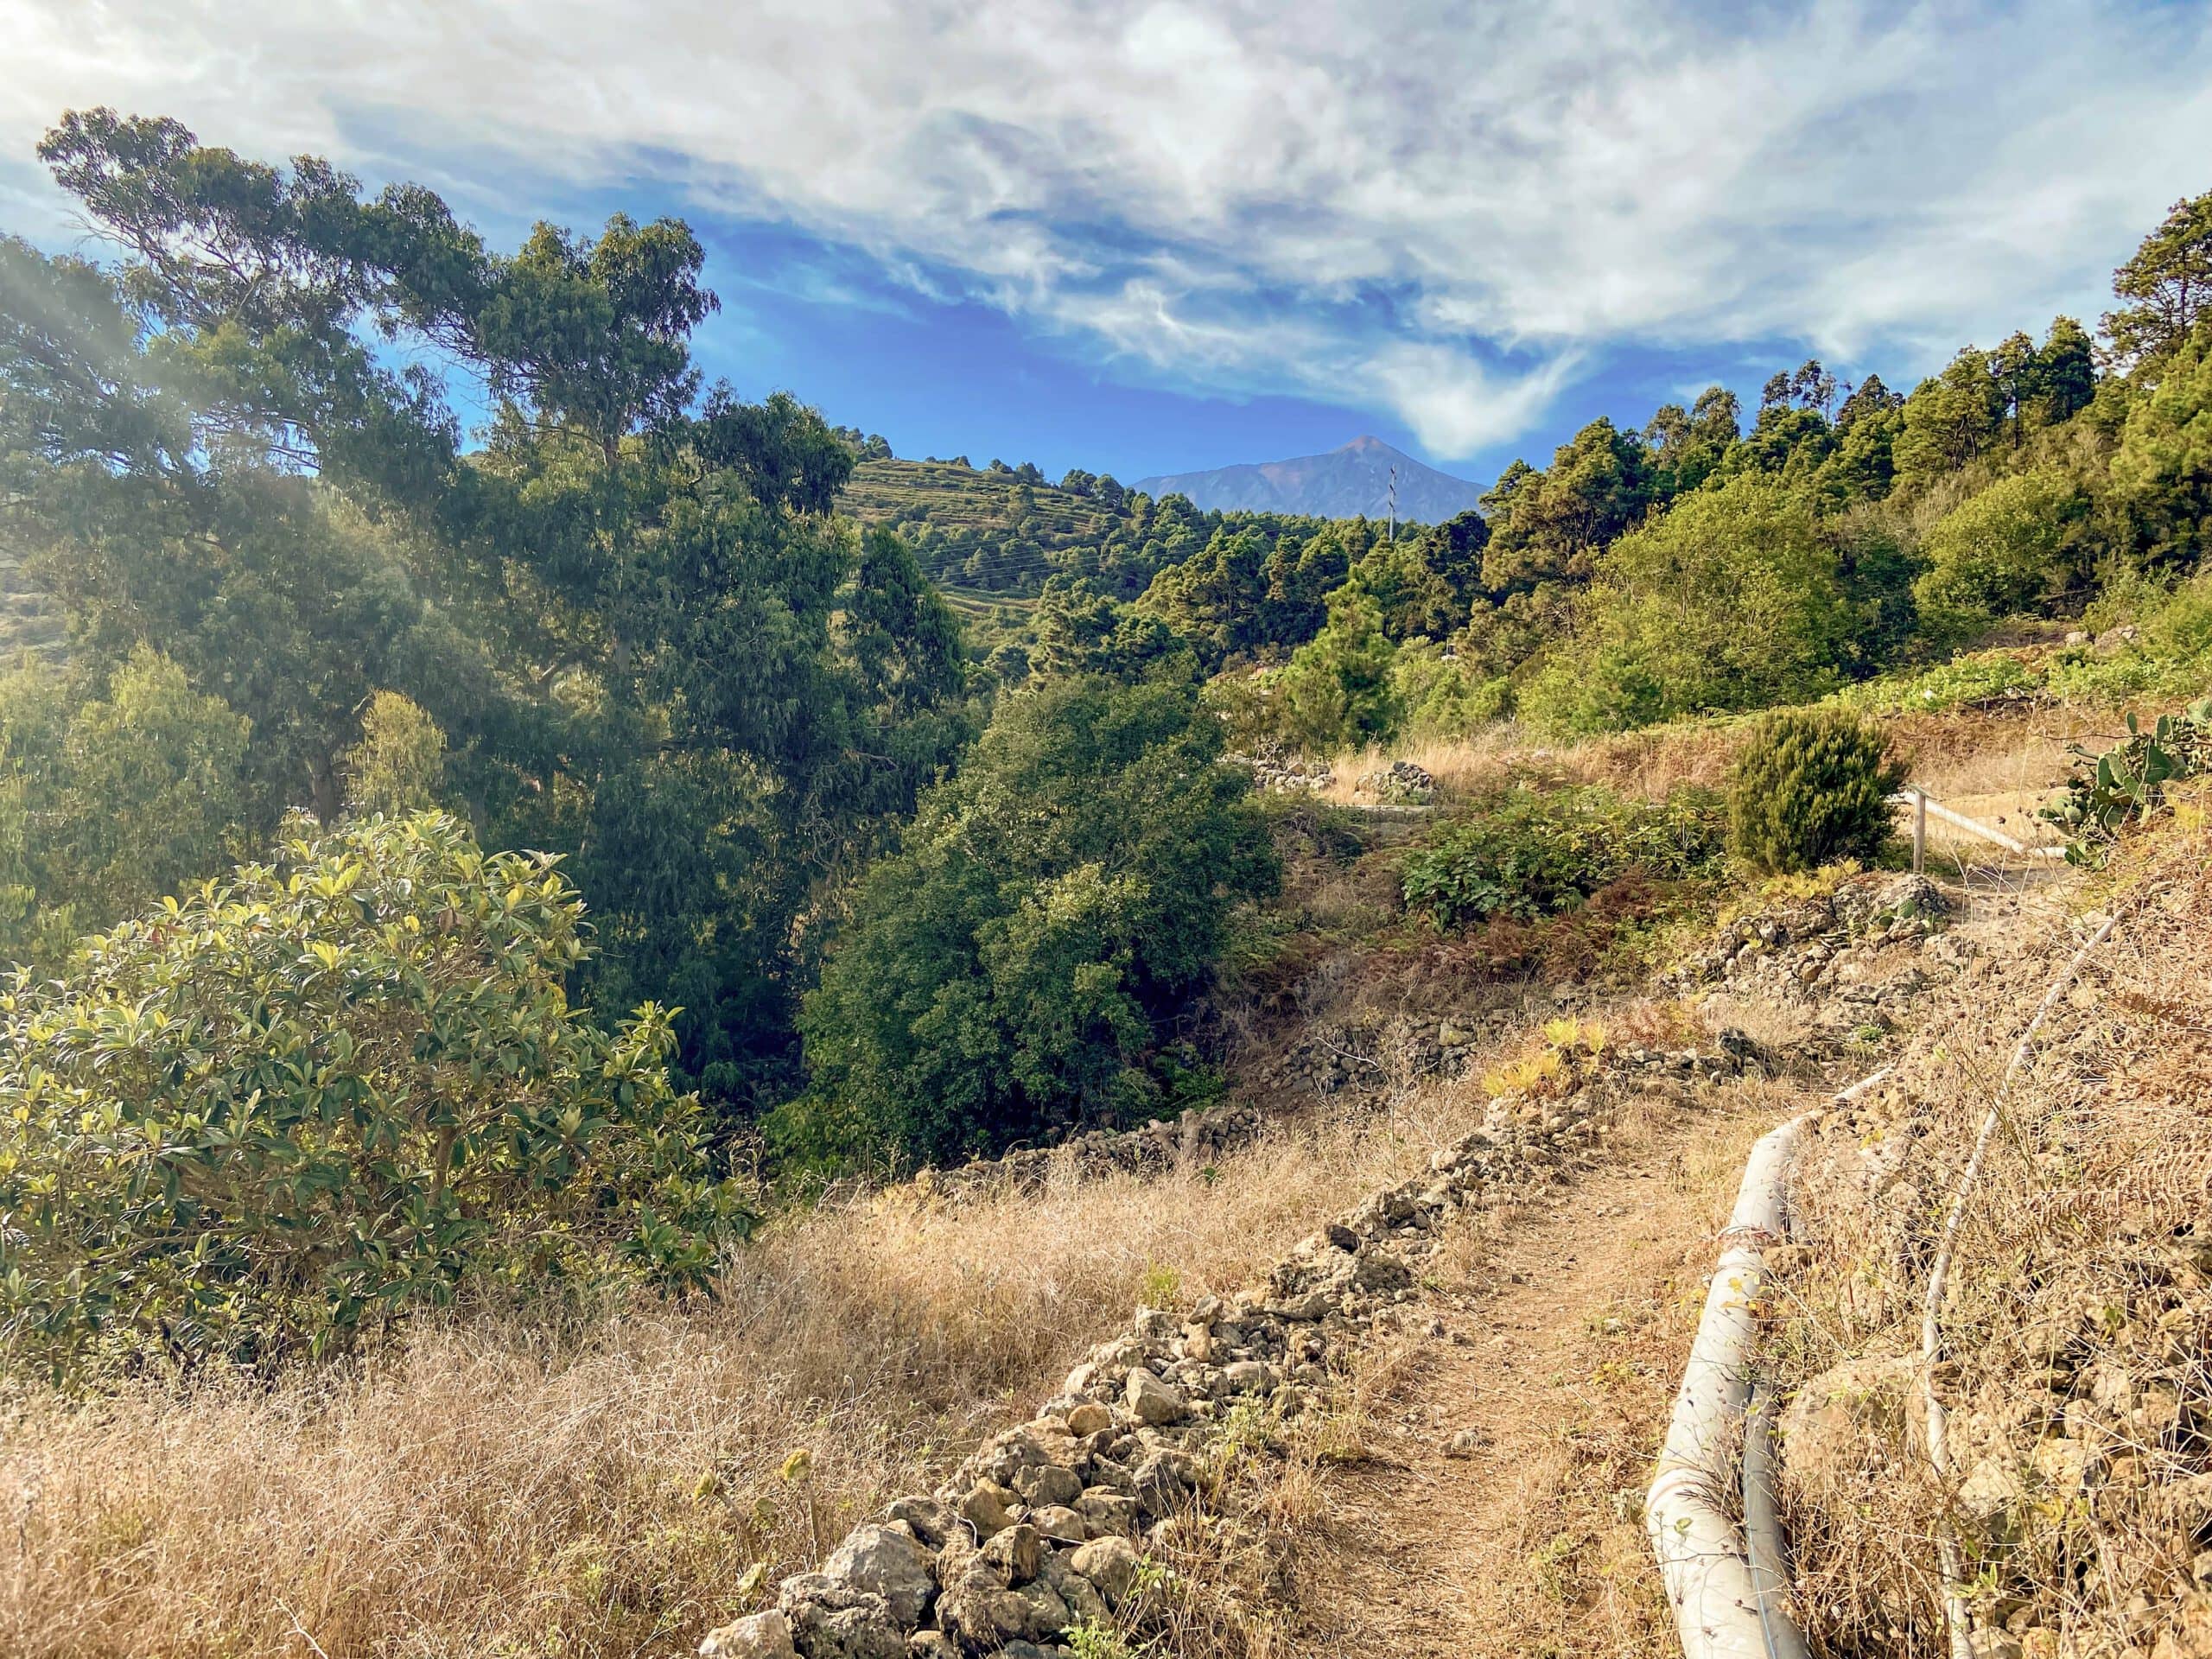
[{"xmin": 4, "ymin": 0, "xmax": 2210, "ymax": 487}]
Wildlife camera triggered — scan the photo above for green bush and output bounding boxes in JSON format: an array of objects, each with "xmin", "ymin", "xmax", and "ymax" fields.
[
  {"xmin": 1520, "ymin": 474, "xmax": 1856, "ymax": 737},
  {"xmin": 1911, "ymin": 470, "xmax": 2084, "ymax": 647},
  {"xmin": 1726, "ymin": 709, "xmax": 1905, "ymax": 874},
  {"xmin": 0, "ymin": 647, "xmax": 254, "ymax": 969},
  {"xmin": 1273, "ymin": 586, "xmax": 1400, "ymax": 753},
  {"xmin": 1400, "ymin": 784, "xmax": 1726, "ymax": 927},
  {"xmin": 1830, "ymin": 650, "xmax": 2042, "ymax": 715},
  {"xmin": 787, "ymin": 673, "xmax": 1280, "ymax": 1169},
  {"xmin": 1389, "ymin": 639, "xmax": 1513, "ymax": 741},
  {"xmin": 0, "ymin": 812, "xmax": 743, "ymax": 1380}
]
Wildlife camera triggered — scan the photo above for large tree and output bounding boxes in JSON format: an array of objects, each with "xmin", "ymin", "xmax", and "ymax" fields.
[
  {"xmin": 789, "ymin": 672, "xmax": 1277, "ymax": 1167},
  {"xmin": 0, "ymin": 111, "xmax": 968, "ymax": 1114},
  {"xmin": 2103, "ymin": 190, "xmax": 2212, "ymax": 374}
]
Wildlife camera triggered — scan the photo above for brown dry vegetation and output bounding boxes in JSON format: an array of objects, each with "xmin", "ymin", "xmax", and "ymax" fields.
[
  {"xmin": 1774, "ymin": 804, "xmax": 2212, "ymax": 1658},
  {"xmin": 1147, "ymin": 1068, "xmax": 1818, "ymax": 1659},
  {"xmin": 0, "ymin": 1059, "xmax": 1511, "ymax": 1659},
  {"xmin": 1319, "ymin": 701, "xmax": 2098, "ymax": 819}
]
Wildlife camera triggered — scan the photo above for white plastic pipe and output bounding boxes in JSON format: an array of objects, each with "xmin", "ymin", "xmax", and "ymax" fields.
[{"xmin": 1649, "ymin": 1068, "xmax": 1891, "ymax": 1659}]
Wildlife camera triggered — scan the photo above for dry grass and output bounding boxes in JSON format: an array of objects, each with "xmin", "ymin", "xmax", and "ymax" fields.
[
  {"xmin": 1775, "ymin": 810, "xmax": 2212, "ymax": 1657},
  {"xmin": 1318, "ymin": 703, "xmax": 2097, "ymax": 817},
  {"xmin": 0, "ymin": 1071, "xmax": 1503, "ymax": 1659},
  {"xmin": 1175, "ymin": 1067, "xmax": 1815, "ymax": 1658}
]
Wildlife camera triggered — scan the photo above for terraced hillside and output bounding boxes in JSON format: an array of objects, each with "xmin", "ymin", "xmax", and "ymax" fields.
[
  {"xmin": 837, "ymin": 457, "xmax": 1194, "ymax": 599},
  {"xmin": 0, "ymin": 541, "xmax": 63, "ymax": 662},
  {"xmin": 839, "ymin": 457, "xmax": 1338, "ymax": 605}
]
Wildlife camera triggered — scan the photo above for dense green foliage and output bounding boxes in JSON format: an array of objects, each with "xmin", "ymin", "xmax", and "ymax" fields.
[
  {"xmin": 1521, "ymin": 475, "xmax": 1857, "ymax": 734},
  {"xmin": 0, "ymin": 103, "xmax": 2208, "ymax": 1306},
  {"xmin": 841, "ymin": 453, "xmax": 1341, "ymax": 608},
  {"xmin": 0, "ymin": 814, "xmax": 739, "ymax": 1379},
  {"xmin": 0, "ymin": 648, "xmax": 251, "ymax": 968},
  {"xmin": 785, "ymin": 673, "xmax": 1278, "ymax": 1168},
  {"xmin": 1400, "ymin": 785, "xmax": 1726, "ymax": 927},
  {"xmin": 0, "ymin": 111, "xmax": 970, "ymax": 1115},
  {"xmin": 1199, "ymin": 191, "xmax": 2212, "ymax": 752},
  {"xmin": 1726, "ymin": 710, "xmax": 1906, "ymax": 874},
  {"xmin": 1912, "ymin": 471, "xmax": 2087, "ymax": 646}
]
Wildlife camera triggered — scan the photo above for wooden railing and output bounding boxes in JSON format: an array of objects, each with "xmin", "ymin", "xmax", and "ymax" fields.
[{"xmin": 1896, "ymin": 786, "xmax": 2068, "ymax": 872}]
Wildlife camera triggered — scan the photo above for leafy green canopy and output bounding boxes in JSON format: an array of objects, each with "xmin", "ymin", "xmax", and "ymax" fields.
[
  {"xmin": 1522, "ymin": 474, "xmax": 1858, "ymax": 736},
  {"xmin": 1400, "ymin": 785, "xmax": 1726, "ymax": 928},
  {"xmin": 786, "ymin": 673, "xmax": 1279, "ymax": 1169},
  {"xmin": 0, "ymin": 813, "xmax": 741, "ymax": 1380},
  {"xmin": 1912, "ymin": 470, "xmax": 2087, "ymax": 647},
  {"xmin": 0, "ymin": 110, "xmax": 970, "ymax": 1109},
  {"xmin": 0, "ymin": 647, "xmax": 250, "ymax": 969}
]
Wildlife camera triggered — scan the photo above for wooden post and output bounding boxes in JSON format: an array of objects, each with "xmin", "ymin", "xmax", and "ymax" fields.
[{"xmin": 1912, "ymin": 788, "xmax": 1928, "ymax": 874}]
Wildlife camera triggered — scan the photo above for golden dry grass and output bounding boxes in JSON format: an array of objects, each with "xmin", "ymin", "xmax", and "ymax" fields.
[
  {"xmin": 1318, "ymin": 702, "xmax": 2097, "ymax": 816},
  {"xmin": 1774, "ymin": 808, "xmax": 2212, "ymax": 1657},
  {"xmin": 1185, "ymin": 1072, "xmax": 1810, "ymax": 1658},
  {"xmin": 0, "ymin": 1072, "xmax": 1502, "ymax": 1659}
]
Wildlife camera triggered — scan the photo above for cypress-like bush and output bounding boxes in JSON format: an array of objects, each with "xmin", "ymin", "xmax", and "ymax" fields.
[{"xmin": 1727, "ymin": 709, "xmax": 1905, "ymax": 874}]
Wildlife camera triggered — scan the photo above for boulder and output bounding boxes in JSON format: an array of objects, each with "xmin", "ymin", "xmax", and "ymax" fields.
[
  {"xmin": 1012, "ymin": 1462, "xmax": 1083, "ymax": 1508},
  {"xmin": 883, "ymin": 1497, "xmax": 957, "ymax": 1549},
  {"xmin": 1071, "ymin": 1535, "xmax": 1143, "ymax": 1605},
  {"xmin": 1075, "ymin": 1486, "xmax": 1142, "ymax": 1535},
  {"xmin": 1222, "ymin": 1360, "xmax": 1278, "ymax": 1395},
  {"xmin": 981, "ymin": 1522, "xmax": 1044, "ymax": 1584},
  {"xmin": 1124, "ymin": 1368, "xmax": 1187, "ymax": 1426},
  {"xmin": 958, "ymin": 1479, "xmax": 1020, "ymax": 1538},
  {"xmin": 818, "ymin": 1524, "xmax": 938, "ymax": 1627},
  {"xmin": 1065, "ymin": 1402, "xmax": 1114, "ymax": 1436},
  {"xmin": 776, "ymin": 1574, "xmax": 908, "ymax": 1659},
  {"xmin": 1029, "ymin": 1503, "xmax": 1090, "ymax": 1542},
  {"xmin": 701, "ymin": 1610, "xmax": 798, "ymax": 1659}
]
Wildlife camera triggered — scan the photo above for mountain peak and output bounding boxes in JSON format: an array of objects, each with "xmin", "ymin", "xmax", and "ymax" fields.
[{"xmin": 1134, "ymin": 438, "xmax": 1482, "ymax": 522}]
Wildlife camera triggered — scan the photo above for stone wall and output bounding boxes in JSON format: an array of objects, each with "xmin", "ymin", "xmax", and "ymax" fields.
[{"xmin": 699, "ymin": 1038, "xmax": 1750, "ymax": 1659}]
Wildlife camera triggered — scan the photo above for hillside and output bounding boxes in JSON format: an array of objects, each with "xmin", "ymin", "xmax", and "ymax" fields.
[
  {"xmin": 838, "ymin": 455, "xmax": 1211, "ymax": 601},
  {"xmin": 1134, "ymin": 435, "xmax": 1486, "ymax": 522},
  {"xmin": 6, "ymin": 105, "xmax": 2212, "ymax": 1659},
  {"xmin": 0, "ymin": 540, "xmax": 63, "ymax": 662}
]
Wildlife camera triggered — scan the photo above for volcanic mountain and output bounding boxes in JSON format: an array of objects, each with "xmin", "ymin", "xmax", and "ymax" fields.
[{"xmin": 1134, "ymin": 435, "xmax": 1484, "ymax": 522}]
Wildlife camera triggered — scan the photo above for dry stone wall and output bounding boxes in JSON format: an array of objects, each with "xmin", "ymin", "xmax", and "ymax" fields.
[
  {"xmin": 703, "ymin": 869, "xmax": 1977, "ymax": 1659},
  {"xmin": 700, "ymin": 1039, "xmax": 1753, "ymax": 1659}
]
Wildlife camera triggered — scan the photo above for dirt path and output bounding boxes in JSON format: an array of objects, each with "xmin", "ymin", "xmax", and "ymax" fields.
[{"xmin": 1272, "ymin": 1080, "xmax": 1805, "ymax": 1659}]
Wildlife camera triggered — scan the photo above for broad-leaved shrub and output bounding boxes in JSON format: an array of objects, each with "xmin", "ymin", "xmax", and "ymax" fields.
[{"xmin": 0, "ymin": 811, "xmax": 743, "ymax": 1379}]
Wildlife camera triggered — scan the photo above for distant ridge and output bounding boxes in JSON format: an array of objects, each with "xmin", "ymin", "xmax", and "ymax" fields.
[{"xmin": 1134, "ymin": 435, "xmax": 1485, "ymax": 523}]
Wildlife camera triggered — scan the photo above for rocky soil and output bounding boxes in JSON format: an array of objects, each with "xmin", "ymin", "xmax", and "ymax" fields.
[{"xmin": 700, "ymin": 866, "xmax": 2010, "ymax": 1659}]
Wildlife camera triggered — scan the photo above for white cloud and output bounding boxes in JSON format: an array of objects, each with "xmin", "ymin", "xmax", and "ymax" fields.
[{"xmin": 1, "ymin": 0, "xmax": 2206, "ymax": 455}]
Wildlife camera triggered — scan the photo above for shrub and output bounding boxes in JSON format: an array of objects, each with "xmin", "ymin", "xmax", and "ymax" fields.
[
  {"xmin": 1831, "ymin": 649, "xmax": 2042, "ymax": 715},
  {"xmin": 1399, "ymin": 784, "xmax": 1726, "ymax": 927},
  {"xmin": 1726, "ymin": 709, "xmax": 1905, "ymax": 874},
  {"xmin": 0, "ymin": 647, "xmax": 253, "ymax": 969},
  {"xmin": 1911, "ymin": 470, "xmax": 2084, "ymax": 647},
  {"xmin": 788, "ymin": 673, "xmax": 1279, "ymax": 1169},
  {"xmin": 0, "ymin": 811, "xmax": 743, "ymax": 1380},
  {"xmin": 341, "ymin": 690, "xmax": 449, "ymax": 816},
  {"xmin": 1389, "ymin": 639, "xmax": 1513, "ymax": 741},
  {"xmin": 1521, "ymin": 474, "xmax": 1855, "ymax": 736},
  {"xmin": 1273, "ymin": 586, "xmax": 1399, "ymax": 753}
]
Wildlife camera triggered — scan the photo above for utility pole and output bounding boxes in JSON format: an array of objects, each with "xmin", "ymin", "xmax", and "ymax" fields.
[{"xmin": 1386, "ymin": 466, "xmax": 1397, "ymax": 543}]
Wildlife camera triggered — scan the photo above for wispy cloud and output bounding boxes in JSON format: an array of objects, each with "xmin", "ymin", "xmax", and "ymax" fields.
[{"xmin": 2, "ymin": 0, "xmax": 2205, "ymax": 456}]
